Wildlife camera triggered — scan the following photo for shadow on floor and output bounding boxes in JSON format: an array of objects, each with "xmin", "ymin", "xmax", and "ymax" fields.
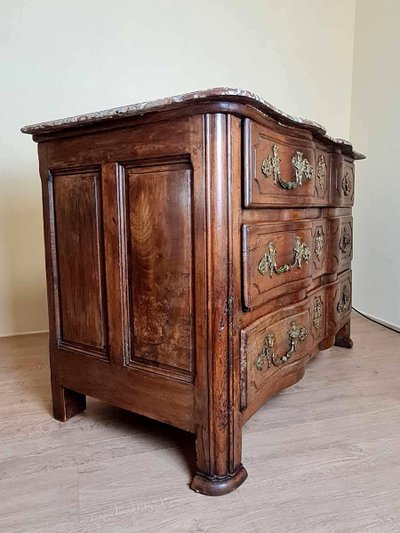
[{"xmin": 2, "ymin": 331, "xmax": 196, "ymax": 481}]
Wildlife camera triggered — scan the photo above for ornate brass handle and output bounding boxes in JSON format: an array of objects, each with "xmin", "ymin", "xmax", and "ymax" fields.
[
  {"xmin": 261, "ymin": 145, "xmax": 314, "ymax": 190},
  {"xmin": 256, "ymin": 321, "xmax": 308, "ymax": 370},
  {"xmin": 337, "ymin": 285, "xmax": 351, "ymax": 314},
  {"xmin": 258, "ymin": 236, "xmax": 310, "ymax": 277}
]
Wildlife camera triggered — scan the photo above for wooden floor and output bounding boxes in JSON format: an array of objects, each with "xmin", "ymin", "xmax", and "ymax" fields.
[{"xmin": 1, "ymin": 313, "xmax": 400, "ymax": 532}]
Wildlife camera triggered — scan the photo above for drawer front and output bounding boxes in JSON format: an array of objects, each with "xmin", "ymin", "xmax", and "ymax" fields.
[
  {"xmin": 328, "ymin": 216, "xmax": 353, "ymax": 273},
  {"xmin": 331, "ymin": 155, "xmax": 355, "ymax": 206},
  {"xmin": 244, "ymin": 119, "xmax": 320, "ymax": 207},
  {"xmin": 326, "ymin": 270, "xmax": 352, "ymax": 337},
  {"xmin": 335, "ymin": 270, "xmax": 352, "ymax": 326},
  {"xmin": 242, "ymin": 222, "xmax": 312, "ymax": 310},
  {"xmin": 240, "ymin": 302, "xmax": 311, "ymax": 410}
]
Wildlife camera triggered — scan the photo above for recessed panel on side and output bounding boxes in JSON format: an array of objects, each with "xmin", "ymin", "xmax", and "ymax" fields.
[
  {"xmin": 52, "ymin": 169, "xmax": 108, "ymax": 356},
  {"xmin": 125, "ymin": 161, "xmax": 193, "ymax": 378}
]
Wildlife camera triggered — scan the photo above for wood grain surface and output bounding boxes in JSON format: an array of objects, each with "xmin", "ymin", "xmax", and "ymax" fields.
[
  {"xmin": 1, "ymin": 312, "xmax": 400, "ymax": 532},
  {"xmin": 30, "ymin": 89, "xmax": 364, "ymax": 495}
]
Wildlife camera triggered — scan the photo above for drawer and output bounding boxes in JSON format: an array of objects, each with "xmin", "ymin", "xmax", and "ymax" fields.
[
  {"xmin": 242, "ymin": 221, "xmax": 312, "ymax": 310},
  {"xmin": 331, "ymin": 155, "xmax": 355, "ymax": 206},
  {"xmin": 326, "ymin": 270, "xmax": 352, "ymax": 336},
  {"xmin": 328, "ymin": 216, "xmax": 353, "ymax": 273},
  {"xmin": 243, "ymin": 119, "xmax": 323, "ymax": 207},
  {"xmin": 240, "ymin": 301, "xmax": 311, "ymax": 410},
  {"xmin": 335, "ymin": 270, "xmax": 352, "ymax": 327}
]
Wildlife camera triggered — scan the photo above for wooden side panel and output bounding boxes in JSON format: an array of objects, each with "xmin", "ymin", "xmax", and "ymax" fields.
[
  {"xmin": 55, "ymin": 348, "xmax": 194, "ymax": 432},
  {"xmin": 52, "ymin": 168, "xmax": 107, "ymax": 355},
  {"xmin": 124, "ymin": 160, "xmax": 193, "ymax": 376}
]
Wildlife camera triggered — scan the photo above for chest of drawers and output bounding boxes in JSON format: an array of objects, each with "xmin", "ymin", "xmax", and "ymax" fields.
[{"xmin": 22, "ymin": 88, "xmax": 364, "ymax": 496}]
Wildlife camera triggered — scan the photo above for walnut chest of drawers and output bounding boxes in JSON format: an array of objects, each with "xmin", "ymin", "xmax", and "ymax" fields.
[{"xmin": 22, "ymin": 88, "xmax": 364, "ymax": 496}]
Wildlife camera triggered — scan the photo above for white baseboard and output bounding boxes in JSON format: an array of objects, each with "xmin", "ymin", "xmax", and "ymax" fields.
[
  {"xmin": 0, "ymin": 329, "xmax": 49, "ymax": 339},
  {"xmin": 354, "ymin": 309, "xmax": 400, "ymax": 333}
]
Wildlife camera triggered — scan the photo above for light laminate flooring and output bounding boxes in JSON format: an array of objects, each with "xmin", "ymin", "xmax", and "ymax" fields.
[{"xmin": 1, "ymin": 312, "xmax": 400, "ymax": 532}]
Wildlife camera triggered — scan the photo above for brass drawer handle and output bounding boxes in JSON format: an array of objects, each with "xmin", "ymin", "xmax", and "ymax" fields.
[
  {"xmin": 337, "ymin": 285, "xmax": 351, "ymax": 314},
  {"xmin": 258, "ymin": 236, "xmax": 310, "ymax": 277},
  {"xmin": 261, "ymin": 145, "xmax": 314, "ymax": 190},
  {"xmin": 256, "ymin": 321, "xmax": 308, "ymax": 370}
]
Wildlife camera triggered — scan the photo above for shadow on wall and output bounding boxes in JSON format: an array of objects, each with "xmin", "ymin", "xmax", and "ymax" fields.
[{"xmin": 0, "ymin": 172, "xmax": 48, "ymax": 336}]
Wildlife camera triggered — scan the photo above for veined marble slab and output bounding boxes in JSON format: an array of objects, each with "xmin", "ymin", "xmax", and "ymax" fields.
[{"xmin": 21, "ymin": 87, "xmax": 364, "ymax": 159}]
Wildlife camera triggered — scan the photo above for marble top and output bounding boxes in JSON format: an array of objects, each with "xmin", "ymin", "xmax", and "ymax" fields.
[{"xmin": 20, "ymin": 87, "xmax": 364, "ymax": 159}]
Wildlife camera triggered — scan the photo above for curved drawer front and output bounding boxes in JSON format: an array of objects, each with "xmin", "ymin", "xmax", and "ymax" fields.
[
  {"xmin": 244, "ymin": 119, "xmax": 325, "ymax": 207},
  {"xmin": 331, "ymin": 155, "xmax": 355, "ymax": 206},
  {"xmin": 328, "ymin": 215, "xmax": 353, "ymax": 273},
  {"xmin": 326, "ymin": 270, "xmax": 352, "ymax": 337},
  {"xmin": 242, "ymin": 222, "xmax": 313, "ymax": 310},
  {"xmin": 240, "ymin": 302, "xmax": 311, "ymax": 410},
  {"xmin": 335, "ymin": 270, "xmax": 352, "ymax": 326}
]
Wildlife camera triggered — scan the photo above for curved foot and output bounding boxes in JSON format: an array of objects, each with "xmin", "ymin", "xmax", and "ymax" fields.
[
  {"xmin": 334, "ymin": 335, "xmax": 353, "ymax": 349},
  {"xmin": 190, "ymin": 464, "xmax": 248, "ymax": 496},
  {"xmin": 334, "ymin": 320, "xmax": 353, "ymax": 349}
]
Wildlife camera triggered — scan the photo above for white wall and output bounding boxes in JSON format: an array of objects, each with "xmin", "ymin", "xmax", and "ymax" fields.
[
  {"xmin": 350, "ymin": 0, "xmax": 400, "ymax": 330},
  {"xmin": 0, "ymin": 0, "xmax": 356, "ymax": 335}
]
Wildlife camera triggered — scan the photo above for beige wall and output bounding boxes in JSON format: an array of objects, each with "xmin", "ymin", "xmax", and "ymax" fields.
[
  {"xmin": 350, "ymin": 0, "xmax": 400, "ymax": 330},
  {"xmin": 0, "ymin": 0, "xmax": 356, "ymax": 335}
]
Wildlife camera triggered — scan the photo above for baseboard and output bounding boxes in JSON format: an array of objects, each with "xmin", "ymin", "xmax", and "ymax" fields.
[
  {"xmin": 0, "ymin": 329, "xmax": 49, "ymax": 339},
  {"xmin": 353, "ymin": 308, "xmax": 400, "ymax": 333}
]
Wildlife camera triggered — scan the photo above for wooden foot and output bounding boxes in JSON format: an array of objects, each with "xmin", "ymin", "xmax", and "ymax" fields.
[
  {"xmin": 334, "ymin": 321, "xmax": 353, "ymax": 349},
  {"xmin": 191, "ymin": 417, "xmax": 247, "ymax": 496},
  {"xmin": 191, "ymin": 465, "xmax": 248, "ymax": 496},
  {"xmin": 52, "ymin": 384, "xmax": 86, "ymax": 421}
]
